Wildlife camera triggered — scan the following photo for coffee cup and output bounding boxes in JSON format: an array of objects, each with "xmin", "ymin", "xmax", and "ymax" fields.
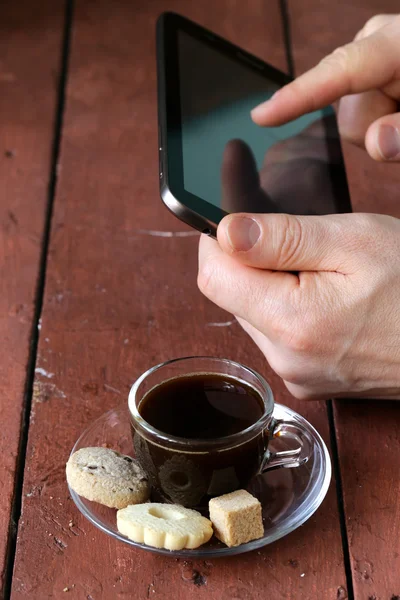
[{"xmin": 129, "ymin": 357, "xmax": 312, "ymax": 509}]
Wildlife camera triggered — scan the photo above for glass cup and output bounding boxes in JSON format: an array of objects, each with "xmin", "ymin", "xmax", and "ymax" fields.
[{"xmin": 128, "ymin": 357, "xmax": 312, "ymax": 510}]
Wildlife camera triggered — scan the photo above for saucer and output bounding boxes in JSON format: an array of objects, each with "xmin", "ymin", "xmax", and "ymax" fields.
[{"xmin": 68, "ymin": 404, "xmax": 331, "ymax": 558}]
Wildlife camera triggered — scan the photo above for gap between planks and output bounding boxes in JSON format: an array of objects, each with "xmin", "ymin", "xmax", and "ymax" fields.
[{"xmin": 3, "ymin": 1, "xmax": 75, "ymax": 597}]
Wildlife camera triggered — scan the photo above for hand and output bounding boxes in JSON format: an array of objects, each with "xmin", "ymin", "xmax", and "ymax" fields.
[
  {"xmin": 198, "ymin": 213, "xmax": 400, "ymax": 399},
  {"xmin": 251, "ymin": 14, "xmax": 400, "ymax": 161}
]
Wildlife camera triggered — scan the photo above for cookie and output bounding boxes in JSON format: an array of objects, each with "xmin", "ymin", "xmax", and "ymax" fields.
[
  {"xmin": 66, "ymin": 447, "xmax": 150, "ymax": 509},
  {"xmin": 117, "ymin": 503, "xmax": 213, "ymax": 550}
]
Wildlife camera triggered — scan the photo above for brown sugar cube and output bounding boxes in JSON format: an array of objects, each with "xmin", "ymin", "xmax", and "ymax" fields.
[{"xmin": 209, "ymin": 489, "xmax": 264, "ymax": 547}]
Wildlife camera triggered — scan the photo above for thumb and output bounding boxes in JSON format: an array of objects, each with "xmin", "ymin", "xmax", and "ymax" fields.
[
  {"xmin": 217, "ymin": 213, "xmax": 354, "ymax": 272},
  {"xmin": 365, "ymin": 113, "xmax": 400, "ymax": 161}
]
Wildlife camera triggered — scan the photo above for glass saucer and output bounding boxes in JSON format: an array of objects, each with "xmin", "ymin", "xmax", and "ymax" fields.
[{"xmin": 68, "ymin": 403, "xmax": 331, "ymax": 558}]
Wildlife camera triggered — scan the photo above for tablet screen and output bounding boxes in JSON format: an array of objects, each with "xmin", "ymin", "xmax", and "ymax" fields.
[{"xmin": 177, "ymin": 31, "xmax": 349, "ymax": 215}]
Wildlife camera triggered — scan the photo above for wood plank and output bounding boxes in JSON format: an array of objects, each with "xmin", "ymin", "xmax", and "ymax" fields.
[
  {"xmin": 11, "ymin": 1, "xmax": 347, "ymax": 598},
  {"xmin": 0, "ymin": 1, "xmax": 64, "ymax": 593},
  {"xmin": 289, "ymin": 1, "xmax": 400, "ymax": 598}
]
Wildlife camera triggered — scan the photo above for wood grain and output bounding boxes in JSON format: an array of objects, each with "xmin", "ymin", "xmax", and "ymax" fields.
[
  {"xmin": 0, "ymin": 1, "xmax": 63, "ymax": 593},
  {"xmin": 10, "ymin": 0, "xmax": 348, "ymax": 598},
  {"xmin": 289, "ymin": 1, "xmax": 400, "ymax": 598}
]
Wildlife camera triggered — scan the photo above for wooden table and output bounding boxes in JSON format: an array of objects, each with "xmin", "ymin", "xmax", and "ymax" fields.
[{"xmin": 1, "ymin": 1, "xmax": 399, "ymax": 598}]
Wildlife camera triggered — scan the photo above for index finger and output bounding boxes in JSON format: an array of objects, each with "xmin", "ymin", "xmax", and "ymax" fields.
[{"xmin": 251, "ymin": 26, "xmax": 399, "ymax": 126}]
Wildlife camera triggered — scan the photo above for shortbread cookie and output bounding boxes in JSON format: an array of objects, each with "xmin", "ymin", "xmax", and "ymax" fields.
[
  {"xmin": 117, "ymin": 503, "xmax": 213, "ymax": 550},
  {"xmin": 209, "ymin": 489, "xmax": 263, "ymax": 547},
  {"xmin": 66, "ymin": 447, "xmax": 150, "ymax": 509}
]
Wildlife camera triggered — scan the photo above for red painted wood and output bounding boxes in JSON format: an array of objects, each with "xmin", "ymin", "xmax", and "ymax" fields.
[
  {"xmin": 11, "ymin": 1, "xmax": 347, "ymax": 598},
  {"xmin": 0, "ymin": 1, "xmax": 63, "ymax": 593},
  {"xmin": 289, "ymin": 1, "xmax": 400, "ymax": 597}
]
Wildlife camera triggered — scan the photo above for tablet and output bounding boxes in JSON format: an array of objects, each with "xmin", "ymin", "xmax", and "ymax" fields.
[{"xmin": 157, "ymin": 12, "xmax": 352, "ymax": 236}]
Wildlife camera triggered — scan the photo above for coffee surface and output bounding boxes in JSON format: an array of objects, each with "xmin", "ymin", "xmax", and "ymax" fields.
[{"xmin": 139, "ymin": 373, "xmax": 264, "ymax": 439}]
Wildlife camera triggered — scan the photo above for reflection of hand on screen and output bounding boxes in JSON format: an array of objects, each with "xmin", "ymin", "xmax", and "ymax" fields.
[
  {"xmin": 260, "ymin": 116, "xmax": 347, "ymax": 215},
  {"xmin": 220, "ymin": 139, "xmax": 278, "ymax": 214},
  {"xmin": 221, "ymin": 115, "xmax": 348, "ymax": 216}
]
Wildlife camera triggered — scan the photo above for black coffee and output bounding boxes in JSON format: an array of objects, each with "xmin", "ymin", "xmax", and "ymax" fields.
[
  {"xmin": 139, "ymin": 373, "xmax": 264, "ymax": 439},
  {"xmin": 133, "ymin": 373, "xmax": 268, "ymax": 509}
]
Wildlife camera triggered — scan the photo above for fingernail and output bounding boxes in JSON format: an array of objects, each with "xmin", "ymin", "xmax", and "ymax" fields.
[
  {"xmin": 251, "ymin": 104, "xmax": 266, "ymax": 120},
  {"xmin": 251, "ymin": 90, "xmax": 280, "ymax": 119},
  {"xmin": 226, "ymin": 216, "xmax": 261, "ymax": 251},
  {"xmin": 377, "ymin": 125, "xmax": 400, "ymax": 160}
]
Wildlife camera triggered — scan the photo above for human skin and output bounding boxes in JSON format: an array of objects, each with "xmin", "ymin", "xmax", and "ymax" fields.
[{"xmin": 198, "ymin": 14, "xmax": 400, "ymax": 400}]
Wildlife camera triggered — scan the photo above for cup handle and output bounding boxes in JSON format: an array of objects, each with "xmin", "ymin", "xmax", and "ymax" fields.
[{"xmin": 259, "ymin": 417, "xmax": 313, "ymax": 474}]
